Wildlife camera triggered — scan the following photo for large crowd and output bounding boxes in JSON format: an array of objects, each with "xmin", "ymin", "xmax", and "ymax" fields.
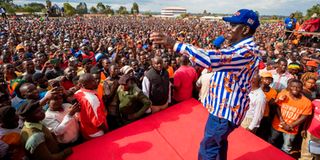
[{"xmin": 0, "ymin": 13, "xmax": 319, "ymax": 160}]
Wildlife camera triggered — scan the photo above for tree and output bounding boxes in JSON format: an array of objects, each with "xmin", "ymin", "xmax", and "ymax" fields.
[
  {"xmin": 0, "ymin": 2, "xmax": 15, "ymax": 13},
  {"xmin": 96, "ymin": 2, "xmax": 105, "ymax": 13},
  {"xmin": 180, "ymin": 13, "xmax": 189, "ymax": 18},
  {"xmin": 131, "ymin": 2, "xmax": 139, "ymax": 14},
  {"xmin": 203, "ymin": 10, "xmax": 207, "ymax": 15},
  {"xmin": 306, "ymin": 4, "xmax": 320, "ymax": 19},
  {"xmin": 271, "ymin": 15, "xmax": 278, "ymax": 20},
  {"xmin": 45, "ymin": 0, "xmax": 52, "ymax": 16},
  {"xmin": 117, "ymin": 6, "xmax": 128, "ymax": 15},
  {"xmin": 46, "ymin": 0, "xmax": 52, "ymax": 9},
  {"xmin": 90, "ymin": 6, "xmax": 97, "ymax": 14},
  {"xmin": 16, "ymin": 3, "xmax": 45, "ymax": 13},
  {"xmin": 143, "ymin": 11, "xmax": 152, "ymax": 17},
  {"xmin": 104, "ymin": 5, "xmax": 114, "ymax": 15},
  {"xmin": 63, "ymin": 3, "xmax": 76, "ymax": 16},
  {"xmin": 293, "ymin": 11, "xmax": 303, "ymax": 20},
  {"xmin": 0, "ymin": 0, "xmax": 13, "ymax": 3},
  {"xmin": 254, "ymin": 10, "xmax": 260, "ymax": 17},
  {"xmin": 76, "ymin": 2, "xmax": 88, "ymax": 14}
]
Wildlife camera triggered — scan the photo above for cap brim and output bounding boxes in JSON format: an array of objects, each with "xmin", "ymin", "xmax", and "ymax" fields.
[{"xmin": 222, "ymin": 17, "xmax": 241, "ymax": 24}]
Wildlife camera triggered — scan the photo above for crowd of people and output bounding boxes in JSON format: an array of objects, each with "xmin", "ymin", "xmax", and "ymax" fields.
[{"xmin": 0, "ymin": 13, "xmax": 319, "ymax": 160}]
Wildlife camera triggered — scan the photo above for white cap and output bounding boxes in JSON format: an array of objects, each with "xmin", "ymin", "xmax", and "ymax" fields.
[
  {"xmin": 108, "ymin": 47, "xmax": 113, "ymax": 52},
  {"xmin": 311, "ymin": 13, "xmax": 317, "ymax": 18}
]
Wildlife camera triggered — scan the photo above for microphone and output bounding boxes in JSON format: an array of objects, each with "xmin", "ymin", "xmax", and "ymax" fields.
[{"xmin": 213, "ymin": 36, "xmax": 225, "ymax": 49}]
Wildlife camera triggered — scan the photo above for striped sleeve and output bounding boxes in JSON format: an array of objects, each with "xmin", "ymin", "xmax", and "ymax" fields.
[{"xmin": 174, "ymin": 42, "xmax": 255, "ymax": 71}]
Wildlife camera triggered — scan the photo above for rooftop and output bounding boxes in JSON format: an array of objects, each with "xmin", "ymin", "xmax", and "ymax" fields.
[{"xmin": 162, "ymin": 7, "xmax": 187, "ymax": 10}]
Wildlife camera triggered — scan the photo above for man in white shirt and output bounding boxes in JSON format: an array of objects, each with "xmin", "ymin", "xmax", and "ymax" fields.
[
  {"xmin": 270, "ymin": 58, "xmax": 294, "ymax": 92},
  {"xmin": 196, "ymin": 69, "xmax": 213, "ymax": 103},
  {"xmin": 0, "ymin": 7, "xmax": 6, "ymax": 19},
  {"xmin": 43, "ymin": 96, "xmax": 80, "ymax": 144},
  {"xmin": 241, "ymin": 73, "xmax": 266, "ymax": 133}
]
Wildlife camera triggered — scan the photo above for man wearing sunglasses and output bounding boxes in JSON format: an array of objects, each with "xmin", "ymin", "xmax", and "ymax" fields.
[{"xmin": 151, "ymin": 9, "xmax": 260, "ymax": 160}]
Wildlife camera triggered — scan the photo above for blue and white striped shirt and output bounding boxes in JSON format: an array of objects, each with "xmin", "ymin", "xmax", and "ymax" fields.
[{"xmin": 174, "ymin": 37, "xmax": 260, "ymax": 125}]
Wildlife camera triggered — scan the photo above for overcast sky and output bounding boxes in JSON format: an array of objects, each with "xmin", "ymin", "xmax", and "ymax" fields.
[{"xmin": 13, "ymin": 0, "xmax": 318, "ymax": 16}]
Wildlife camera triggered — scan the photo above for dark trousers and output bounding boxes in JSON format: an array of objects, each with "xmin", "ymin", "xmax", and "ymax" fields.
[
  {"xmin": 198, "ymin": 114, "xmax": 237, "ymax": 160},
  {"xmin": 256, "ymin": 116, "xmax": 271, "ymax": 141},
  {"xmin": 285, "ymin": 30, "xmax": 293, "ymax": 39}
]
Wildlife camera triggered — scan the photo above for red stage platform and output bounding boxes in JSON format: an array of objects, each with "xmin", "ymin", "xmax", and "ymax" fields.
[{"xmin": 68, "ymin": 99, "xmax": 294, "ymax": 160}]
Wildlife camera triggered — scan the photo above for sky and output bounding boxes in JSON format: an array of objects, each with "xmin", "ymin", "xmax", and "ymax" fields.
[{"xmin": 13, "ymin": 0, "xmax": 319, "ymax": 16}]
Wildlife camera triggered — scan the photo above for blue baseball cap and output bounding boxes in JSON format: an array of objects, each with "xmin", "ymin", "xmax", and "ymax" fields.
[
  {"xmin": 95, "ymin": 53, "xmax": 106, "ymax": 62},
  {"xmin": 223, "ymin": 9, "xmax": 260, "ymax": 30}
]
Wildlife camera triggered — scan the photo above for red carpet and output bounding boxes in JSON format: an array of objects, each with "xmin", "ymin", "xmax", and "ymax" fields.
[{"xmin": 68, "ymin": 99, "xmax": 294, "ymax": 160}]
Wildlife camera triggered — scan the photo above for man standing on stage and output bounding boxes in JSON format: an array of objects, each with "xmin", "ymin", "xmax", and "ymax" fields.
[
  {"xmin": 151, "ymin": 9, "xmax": 260, "ymax": 160},
  {"xmin": 284, "ymin": 13, "xmax": 297, "ymax": 39}
]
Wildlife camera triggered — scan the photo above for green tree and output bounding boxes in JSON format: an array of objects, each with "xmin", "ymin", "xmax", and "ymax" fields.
[
  {"xmin": 306, "ymin": 4, "xmax": 320, "ymax": 19},
  {"xmin": 0, "ymin": 0, "xmax": 13, "ymax": 3},
  {"xmin": 143, "ymin": 11, "xmax": 152, "ymax": 17},
  {"xmin": 45, "ymin": 0, "xmax": 52, "ymax": 15},
  {"xmin": 46, "ymin": 0, "xmax": 52, "ymax": 8},
  {"xmin": 16, "ymin": 3, "xmax": 45, "ymax": 13},
  {"xmin": 63, "ymin": 3, "xmax": 76, "ymax": 16},
  {"xmin": 271, "ymin": 15, "xmax": 278, "ymax": 20},
  {"xmin": 180, "ymin": 13, "xmax": 189, "ymax": 18},
  {"xmin": 104, "ymin": 5, "xmax": 114, "ymax": 15},
  {"xmin": 96, "ymin": 2, "xmax": 105, "ymax": 13},
  {"xmin": 293, "ymin": 11, "xmax": 303, "ymax": 20},
  {"xmin": 0, "ymin": 2, "xmax": 15, "ymax": 13},
  {"xmin": 90, "ymin": 6, "xmax": 97, "ymax": 14},
  {"xmin": 76, "ymin": 2, "xmax": 88, "ymax": 14},
  {"xmin": 130, "ymin": 2, "xmax": 139, "ymax": 14},
  {"xmin": 117, "ymin": 6, "xmax": 128, "ymax": 15}
]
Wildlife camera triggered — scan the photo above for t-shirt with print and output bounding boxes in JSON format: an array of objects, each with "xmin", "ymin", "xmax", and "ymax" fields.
[
  {"xmin": 272, "ymin": 90, "xmax": 312, "ymax": 135},
  {"xmin": 284, "ymin": 17, "xmax": 297, "ymax": 30},
  {"xmin": 263, "ymin": 87, "xmax": 277, "ymax": 117}
]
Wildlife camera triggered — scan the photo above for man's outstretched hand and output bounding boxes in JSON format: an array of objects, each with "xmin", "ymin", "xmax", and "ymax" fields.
[{"xmin": 150, "ymin": 32, "xmax": 176, "ymax": 50}]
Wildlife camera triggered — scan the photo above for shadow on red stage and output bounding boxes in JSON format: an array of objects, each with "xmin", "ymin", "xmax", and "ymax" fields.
[{"xmin": 68, "ymin": 99, "xmax": 294, "ymax": 160}]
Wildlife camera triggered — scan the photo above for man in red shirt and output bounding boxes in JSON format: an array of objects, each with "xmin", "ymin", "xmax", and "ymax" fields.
[
  {"xmin": 303, "ymin": 14, "xmax": 320, "ymax": 32},
  {"xmin": 300, "ymin": 99, "xmax": 320, "ymax": 159},
  {"xmin": 173, "ymin": 55, "xmax": 198, "ymax": 102},
  {"xmin": 60, "ymin": 67, "xmax": 76, "ymax": 90},
  {"xmin": 74, "ymin": 73, "xmax": 108, "ymax": 140}
]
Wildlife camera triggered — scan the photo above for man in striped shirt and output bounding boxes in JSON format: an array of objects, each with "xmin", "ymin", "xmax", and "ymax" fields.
[{"xmin": 151, "ymin": 9, "xmax": 260, "ymax": 160}]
